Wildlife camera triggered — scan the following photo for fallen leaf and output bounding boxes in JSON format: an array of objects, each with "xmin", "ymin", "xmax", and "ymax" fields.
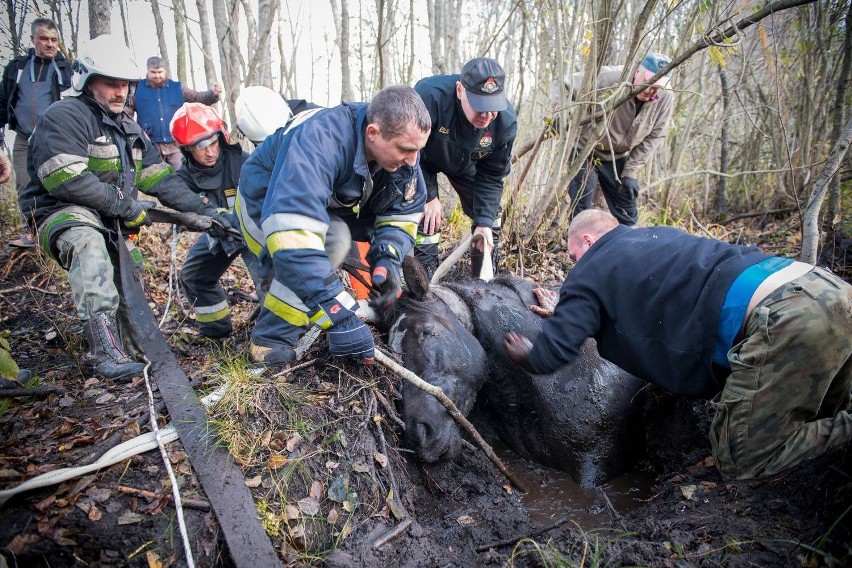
[
  {"xmin": 268, "ymin": 453, "xmax": 288, "ymax": 469},
  {"xmin": 325, "ymin": 460, "xmax": 339, "ymax": 470},
  {"xmin": 0, "ymin": 468, "xmax": 21, "ymax": 480},
  {"xmin": 457, "ymin": 515, "xmax": 475, "ymax": 526},
  {"xmin": 309, "ymin": 480, "xmax": 323, "ymax": 500},
  {"xmin": 289, "ymin": 523, "xmax": 305, "ymax": 539},
  {"xmin": 285, "ymin": 505, "xmax": 300, "ymax": 520},
  {"xmin": 286, "ymin": 433, "xmax": 303, "ymax": 453},
  {"xmin": 245, "ymin": 475, "xmax": 262, "ymax": 488},
  {"xmin": 146, "ymin": 550, "xmax": 163, "ymax": 568},
  {"xmin": 118, "ymin": 511, "xmax": 144, "ymax": 525},
  {"xmin": 352, "ymin": 461, "xmax": 370, "ymax": 473},
  {"xmin": 698, "ymin": 481, "xmax": 717, "ymax": 491},
  {"xmin": 373, "ymin": 451, "xmax": 388, "ymax": 468},
  {"xmin": 502, "ymin": 484, "xmax": 513, "ymax": 495},
  {"xmin": 297, "ymin": 497, "xmax": 320, "ymax": 516},
  {"xmin": 327, "ymin": 507, "xmax": 339, "ymax": 525},
  {"xmin": 680, "ymin": 484, "xmax": 697, "ymax": 501},
  {"xmin": 88, "ymin": 504, "xmax": 102, "ymax": 521},
  {"xmin": 7, "ymin": 534, "xmax": 39, "ymax": 554}
]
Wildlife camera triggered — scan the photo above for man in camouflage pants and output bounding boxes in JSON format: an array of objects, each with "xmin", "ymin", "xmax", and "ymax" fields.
[{"xmin": 504, "ymin": 209, "xmax": 852, "ymax": 480}]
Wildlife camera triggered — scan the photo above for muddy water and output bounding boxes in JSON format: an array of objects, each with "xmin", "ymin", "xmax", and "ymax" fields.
[{"xmin": 498, "ymin": 445, "xmax": 656, "ymax": 527}]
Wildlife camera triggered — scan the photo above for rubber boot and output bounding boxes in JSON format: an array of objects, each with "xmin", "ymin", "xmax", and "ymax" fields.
[
  {"xmin": 84, "ymin": 313, "xmax": 146, "ymax": 380},
  {"xmin": 413, "ymin": 242, "xmax": 439, "ymax": 280}
]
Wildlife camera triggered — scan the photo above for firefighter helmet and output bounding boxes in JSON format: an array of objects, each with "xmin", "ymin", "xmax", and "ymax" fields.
[
  {"xmin": 170, "ymin": 102, "xmax": 230, "ymax": 149},
  {"xmin": 67, "ymin": 34, "xmax": 142, "ymax": 97},
  {"xmin": 235, "ymin": 86, "xmax": 292, "ymax": 143}
]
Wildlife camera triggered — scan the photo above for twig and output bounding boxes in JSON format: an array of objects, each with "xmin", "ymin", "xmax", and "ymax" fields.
[
  {"xmin": 118, "ymin": 485, "xmax": 211, "ymax": 511},
  {"xmin": 0, "ymin": 284, "xmax": 60, "ymax": 296},
  {"xmin": 371, "ymin": 517, "xmax": 413, "ymax": 550},
  {"xmin": 0, "ymin": 385, "xmax": 65, "ymax": 398},
  {"xmin": 374, "ymin": 348, "xmax": 528, "ymax": 493},
  {"xmin": 371, "ymin": 386, "xmax": 405, "ymax": 430},
  {"xmin": 719, "ymin": 208, "xmax": 796, "ymax": 224},
  {"xmin": 599, "ymin": 487, "xmax": 628, "ymax": 532},
  {"xmin": 475, "ymin": 518, "xmax": 570, "ymax": 552}
]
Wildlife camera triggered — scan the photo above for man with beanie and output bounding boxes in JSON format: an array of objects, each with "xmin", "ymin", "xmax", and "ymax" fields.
[
  {"xmin": 553, "ymin": 53, "xmax": 674, "ymax": 225},
  {"xmin": 413, "ymin": 57, "xmax": 518, "ymax": 278},
  {"xmin": 0, "ymin": 18, "xmax": 72, "ymax": 247}
]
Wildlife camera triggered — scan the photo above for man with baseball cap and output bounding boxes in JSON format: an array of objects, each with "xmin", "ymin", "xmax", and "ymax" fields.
[
  {"xmin": 413, "ymin": 57, "xmax": 518, "ymax": 278},
  {"xmin": 552, "ymin": 52, "xmax": 675, "ymax": 225}
]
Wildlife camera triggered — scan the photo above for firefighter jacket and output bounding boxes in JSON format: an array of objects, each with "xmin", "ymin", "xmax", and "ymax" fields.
[
  {"xmin": 236, "ymin": 103, "xmax": 426, "ymax": 318},
  {"xmin": 0, "ymin": 48, "xmax": 71, "ymax": 135},
  {"xmin": 174, "ymin": 137, "xmax": 247, "ymax": 210},
  {"xmin": 414, "ymin": 74, "xmax": 517, "ymax": 228},
  {"xmin": 558, "ymin": 65, "xmax": 674, "ymax": 179},
  {"xmin": 19, "ymin": 95, "xmax": 209, "ymax": 255}
]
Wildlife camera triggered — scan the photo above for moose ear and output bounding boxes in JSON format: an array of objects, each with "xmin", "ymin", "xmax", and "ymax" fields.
[{"xmin": 402, "ymin": 255, "xmax": 430, "ymax": 301}]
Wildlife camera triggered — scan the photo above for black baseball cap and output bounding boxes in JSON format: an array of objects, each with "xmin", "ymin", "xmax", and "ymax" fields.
[{"xmin": 460, "ymin": 57, "xmax": 508, "ymax": 113}]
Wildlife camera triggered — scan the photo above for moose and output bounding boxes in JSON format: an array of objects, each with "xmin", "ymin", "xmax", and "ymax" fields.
[{"xmin": 378, "ymin": 257, "xmax": 704, "ymax": 487}]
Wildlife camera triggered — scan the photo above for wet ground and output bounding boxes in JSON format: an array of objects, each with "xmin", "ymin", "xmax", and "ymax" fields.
[{"xmin": 1, "ymin": 229, "xmax": 850, "ymax": 567}]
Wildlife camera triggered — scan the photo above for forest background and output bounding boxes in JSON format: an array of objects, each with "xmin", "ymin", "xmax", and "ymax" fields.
[{"xmin": 1, "ymin": 0, "xmax": 850, "ymax": 266}]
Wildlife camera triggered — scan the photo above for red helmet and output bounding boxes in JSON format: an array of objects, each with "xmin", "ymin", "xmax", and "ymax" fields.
[{"xmin": 169, "ymin": 102, "xmax": 230, "ymax": 148}]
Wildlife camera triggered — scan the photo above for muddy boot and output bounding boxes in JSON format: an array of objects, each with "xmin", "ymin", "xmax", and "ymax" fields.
[
  {"xmin": 84, "ymin": 313, "xmax": 146, "ymax": 380},
  {"xmin": 413, "ymin": 241, "xmax": 439, "ymax": 280}
]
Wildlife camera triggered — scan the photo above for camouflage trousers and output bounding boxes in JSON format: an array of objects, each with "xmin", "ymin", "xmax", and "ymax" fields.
[
  {"xmin": 710, "ymin": 267, "xmax": 852, "ymax": 480},
  {"xmin": 55, "ymin": 225, "xmax": 120, "ymax": 320}
]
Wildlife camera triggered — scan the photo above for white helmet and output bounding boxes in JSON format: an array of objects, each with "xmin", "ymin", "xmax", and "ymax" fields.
[
  {"xmin": 67, "ymin": 34, "xmax": 142, "ymax": 97},
  {"xmin": 235, "ymin": 86, "xmax": 293, "ymax": 143}
]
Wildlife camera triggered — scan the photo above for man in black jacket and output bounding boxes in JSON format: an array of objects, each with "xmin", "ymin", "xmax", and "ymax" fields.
[
  {"xmin": 505, "ymin": 209, "xmax": 852, "ymax": 480},
  {"xmin": 0, "ymin": 18, "xmax": 71, "ymax": 247},
  {"xmin": 413, "ymin": 57, "xmax": 517, "ymax": 278}
]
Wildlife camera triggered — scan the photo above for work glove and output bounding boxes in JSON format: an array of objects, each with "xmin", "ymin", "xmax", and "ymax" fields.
[
  {"xmin": 316, "ymin": 296, "xmax": 375, "ymax": 364},
  {"xmin": 621, "ymin": 177, "xmax": 640, "ymax": 199},
  {"xmin": 370, "ymin": 258, "xmax": 403, "ymax": 309},
  {"xmin": 204, "ymin": 207, "xmax": 239, "ymax": 241},
  {"xmin": 102, "ymin": 186, "xmax": 153, "ymax": 228}
]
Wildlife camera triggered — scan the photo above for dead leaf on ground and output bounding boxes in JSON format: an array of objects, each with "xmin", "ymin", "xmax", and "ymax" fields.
[
  {"xmin": 285, "ymin": 505, "xmax": 300, "ymax": 520},
  {"xmin": 88, "ymin": 504, "xmax": 102, "ymax": 521},
  {"xmin": 268, "ymin": 453, "xmax": 288, "ymax": 469},
  {"xmin": 286, "ymin": 433, "xmax": 302, "ymax": 453},
  {"xmin": 309, "ymin": 480, "xmax": 323, "ymax": 499},
  {"xmin": 373, "ymin": 451, "xmax": 388, "ymax": 468},
  {"xmin": 297, "ymin": 497, "xmax": 320, "ymax": 516},
  {"xmin": 118, "ymin": 511, "xmax": 144, "ymax": 525},
  {"xmin": 680, "ymin": 484, "xmax": 697, "ymax": 501},
  {"xmin": 7, "ymin": 533, "xmax": 39, "ymax": 554},
  {"xmin": 146, "ymin": 550, "xmax": 163, "ymax": 568},
  {"xmin": 245, "ymin": 474, "xmax": 262, "ymax": 488}
]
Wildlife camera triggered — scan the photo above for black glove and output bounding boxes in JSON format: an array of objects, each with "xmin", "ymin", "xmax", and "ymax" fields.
[
  {"xmin": 621, "ymin": 177, "xmax": 640, "ymax": 199},
  {"xmin": 204, "ymin": 207, "xmax": 238, "ymax": 241},
  {"xmin": 102, "ymin": 186, "xmax": 152, "ymax": 228},
  {"xmin": 370, "ymin": 258, "xmax": 403, "ymax": 309},
  {"xmin": 316, "ymin": 297, "xmax": 374, "ymax": 364}
]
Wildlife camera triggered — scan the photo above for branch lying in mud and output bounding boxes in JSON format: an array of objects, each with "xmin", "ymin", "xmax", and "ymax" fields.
[
  {"xmin": 374, "ymin": 348, "xmax": 529, "ymax": 494},
  {"xmin": 475, "ymin": 517, "xmax": 570, "ymax": 552},
  {"xmin": 0, "ymin": 385, "xmax": 65, "ymax": 398}
]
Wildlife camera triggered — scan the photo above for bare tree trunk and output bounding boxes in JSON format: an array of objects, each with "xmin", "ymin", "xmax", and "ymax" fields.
[
  {"xmin": 827, "ymin": 1, "xmax": 852, "ymax": 228},
  {"xmin": 88, "ymin": 0, "xmax": 111, "ymax": 38},
  {"xmin": 255, "ymin": 0, "xmax": 276, "ymax": 88},
  {"xmin": 174, "ymin": 0, "xmax": 188, "ymax": 84},
  {"xmin": 117, "ymin": 0, "xmax": 130, "ymax": 46},
  {"xmin": 376, "ymin": 0, "xmax": 388, "ymax": 88},
  {"xmin": 5, "ymin": 0, "xmax": 26, "ymax": 55},
  {"xmin": 149, "ymin": 0, "xmax": 170, "ymax": 67},
  {"xmin": 713, "ymin": 64, "xmax": 730, "ymax": 217},
  {"xmin": 195, "ymin": 0, "xmax": 219, "ymax": 88},
  {"xmin": 244, "ymin": 0, "xmax": 278, "ymax": 87},
  {"xmin": 330, "ymin": 0, "xmax": 355, "ymax": 100},
  {"xmin": 801, "ymin": 116, "xmax": 852, "ymax": 263},
  {"xmin": 211, "ymin": 0, "xmax": 243, "ymax": 121}
]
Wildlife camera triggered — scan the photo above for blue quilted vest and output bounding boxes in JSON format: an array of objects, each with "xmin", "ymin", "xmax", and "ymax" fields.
[{"xmin": 134, "ymin": 79, "xmax": 184, "ymax": 143}]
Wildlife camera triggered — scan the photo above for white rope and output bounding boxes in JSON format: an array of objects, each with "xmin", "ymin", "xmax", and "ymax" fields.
[
  {"xmin": 158, "ymin": 225, "xmax": 181, "ymax": 328},
  {"xmin": 142, "ymin": 360, "xmax": 195, "ymax": 568}
]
